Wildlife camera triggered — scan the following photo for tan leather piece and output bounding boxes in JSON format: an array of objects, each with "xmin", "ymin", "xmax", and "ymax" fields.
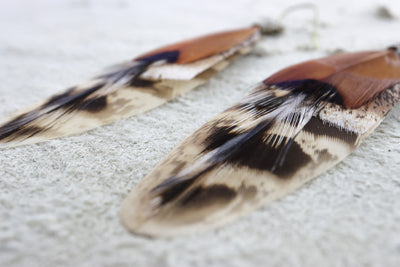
[
  {"xmin": 264, "ymin": 49, "xmax": 400, "ymax": 108},
  {"xmin": 135, "ymin": 26, "xmax": 259, "ymax": 64}
]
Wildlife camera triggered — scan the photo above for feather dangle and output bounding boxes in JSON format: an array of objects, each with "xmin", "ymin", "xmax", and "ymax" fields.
[
  {"xmin": 0, "ymin": 24, "xmax": 282, "ymax": 148},
  {"xmin": 120, "ymin": 45, "xmax": 400, "ymax": 237}
]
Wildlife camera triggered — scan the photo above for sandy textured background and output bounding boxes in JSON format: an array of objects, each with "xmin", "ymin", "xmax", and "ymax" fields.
[{"xmin": 1, "ymin": 0, "xmax": 400, "ymax": 266}]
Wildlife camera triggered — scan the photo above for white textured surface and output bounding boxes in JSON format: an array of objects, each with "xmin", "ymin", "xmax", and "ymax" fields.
[{"xmin": 1, "ymin": 0, "xmax": 400, "ymax": 266}]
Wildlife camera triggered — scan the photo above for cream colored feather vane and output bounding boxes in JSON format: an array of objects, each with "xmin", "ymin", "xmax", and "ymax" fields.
[
  {"xmin": 121, "ymin": 45, "xmax": 400, "ymax": 237},
  {"xmin": 0, "ymin": 25, "xmax": 273, "ymax": 148}
]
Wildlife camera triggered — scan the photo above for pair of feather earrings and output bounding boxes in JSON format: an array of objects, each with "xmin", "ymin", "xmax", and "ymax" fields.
[{"xmin": 1, "ymin": 17, "xmax": 400, "ymax": 237}]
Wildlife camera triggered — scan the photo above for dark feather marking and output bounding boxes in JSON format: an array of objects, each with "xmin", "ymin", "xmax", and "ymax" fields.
[
  {"xmin": 0, "ymin": 83, "xmax": 107, "ymax": 141},
  {"xmin": 155, "ymin": 161, "xmax": 218, "ymax": 206},
  {"xmin": 0, "ymin": 112, "xmax": 41, "ymax": 141},
  {"xmin": 234, "ymin": 80, "xmax": 341, "ymax": 120},
  {"xmin": 228, "ymin": 133, "xmax": 311, "ymax": 177},
  {"xmin": 0, "ymin": 121, "xmax": 43, "ymax": 141},
  {"xmin": 20, "ymin": 126, "xmax": 43, "ymax": 138},
  {"xmin": 197, "ymin": 81, "xmax": 346, "ymax": 178},
  {"xmin": 0, "ymin": 56, "xmax": 175, "ymax": 144},
  {"xmin": 45, "ymin": 87, "xmax": 75, "ymax": 106},
  {"xmin": 203, "ymin": 125, "xmax": 238, "ymax": 152},
  {"xmin": 179, "ymin": 185, "xmax": 237, "ymax": 207},
  {"xmin": 129, "ymin": 78, "xmax": 155, "ymax": 88},
  {"xmin": 303, "ymin": 117, "xmax": 358, "ymax": 145},
  {"xmin": 203, "ymin": 121, "xmax": 310, "ymax": 177},
  {"xmin": 158, "ymin": 178, "xmax": 196, "ymax": 205},
  {"xmin": 154, "ymin": 124, "xmax": 267, "ymax": 205},
  {"xmin": 39, "ymin": 83, "xmax": 111, "ymax": 114},
  {"xmin": 43, "ymin": 83, "xmax": 105, "ymax": 110},
  {"xmin": 234, "ymin": 94, "xmax": 286, "ymax": 118},
  {"xmin": 96, "ymin": 61, "xmax": 150, "ymax": 82},
  {"xmin": 46, "ymin": 61, "xmax": 151, "ymax": 112},
  {"xmin": 138, "ymin": 50, "xmax": 180, "ymax": 63},
  {"xmin": 315, "ymin": 148, "xmax": 338, "ymax": 162},
  {"xmin": 79, "ymin": 96, "xmax": 107, "ymax": 113},
  {"xmin": 267, "ymin": 79, "xmax": 344, "ymax": 105},
  {"xmin": 149, "ymin": 80, "xmax": 352, "ymax": 206},
  {"xmin": 211, "ymin": 122, "xmax": 271, "ymax": 162}
]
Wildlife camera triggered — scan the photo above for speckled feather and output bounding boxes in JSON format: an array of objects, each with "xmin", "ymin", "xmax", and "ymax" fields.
[
  {"xmin": 121, "ymin": 46, "xmax": 400, "ymax": 237},
  {"xmin": 0, "ymin": 26, "xmax": 261, "ymax": 148}
]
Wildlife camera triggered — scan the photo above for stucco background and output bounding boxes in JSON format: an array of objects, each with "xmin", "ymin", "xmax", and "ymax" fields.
[{"xmin": 0, "ymin": 0, "xmax": 399, "ymax": 266}]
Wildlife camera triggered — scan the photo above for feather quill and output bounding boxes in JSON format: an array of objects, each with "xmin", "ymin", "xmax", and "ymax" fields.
[{"xmin": 121, "ymin": 45, "xmax": 400, "ymax": 237}]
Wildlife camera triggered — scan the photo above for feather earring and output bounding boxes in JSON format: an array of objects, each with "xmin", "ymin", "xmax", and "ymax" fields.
[
  {"xmin": 0, "ymin": 23, "xmax": 283, "ymax": 148},
  {"xmin": 120, "ymin": 45, "xmax": 400, "ymax": 237}
]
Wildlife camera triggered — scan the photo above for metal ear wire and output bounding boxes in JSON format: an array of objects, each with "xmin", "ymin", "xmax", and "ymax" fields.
[
  {"xmin": 280, "ymin": 3, "xmax": 320, "ymax": 49},
  {"xmin": 254, "ymin": 3, "xmax": 320, "ymax": 49}
]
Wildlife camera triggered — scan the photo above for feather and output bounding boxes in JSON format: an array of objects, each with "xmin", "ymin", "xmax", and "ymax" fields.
[
  {"xmin": 0, "ymin": 26, "xmax": 263, "ymax": 148},
  {"xmin": 120, "ymin": 45, "xmax": 400, "ymax": 237}
]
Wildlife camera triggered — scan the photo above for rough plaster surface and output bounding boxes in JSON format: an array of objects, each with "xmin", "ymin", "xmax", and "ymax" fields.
[{"xmin": 0, "ymin": 0, "xmax": 399, "ymax": 266}]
